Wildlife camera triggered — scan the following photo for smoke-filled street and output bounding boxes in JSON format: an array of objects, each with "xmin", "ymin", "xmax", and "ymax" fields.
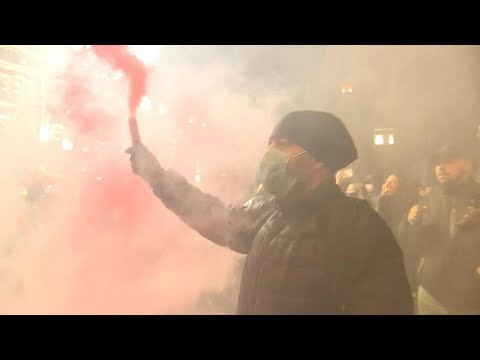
[{"xmin": 0, "ymin": 45, "xmax": 479, "ymax": 314}]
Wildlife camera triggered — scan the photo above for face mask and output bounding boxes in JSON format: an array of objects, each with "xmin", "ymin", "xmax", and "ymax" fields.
[{"xmin": 257, "ymin": 147, "xmax": 306, "ymax": 199}]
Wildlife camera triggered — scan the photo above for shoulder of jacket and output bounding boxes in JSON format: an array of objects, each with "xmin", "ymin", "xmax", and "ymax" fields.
[
  {"xmin": 328, "ymin": 195, "xmax": 396, "ymax": 255},
  {"xmin": 341, "ymin": 195, "xmax": 372, "ymax": 210},
  {"xmin": 331, "ymin": 195, "xmax": 375, "ymax": 225},
  {"xmin": 242, "ymin": 192, "xmax": 275, "ymax": 212},
  {"xmin": 346, "ymin": 196, "xmax": 393, "ymax": 230}
]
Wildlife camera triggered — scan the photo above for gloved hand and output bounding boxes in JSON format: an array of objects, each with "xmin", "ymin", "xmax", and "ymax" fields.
[{"xmin": 125, "ymin": 143, "xmax": 164, "ymax": 185}]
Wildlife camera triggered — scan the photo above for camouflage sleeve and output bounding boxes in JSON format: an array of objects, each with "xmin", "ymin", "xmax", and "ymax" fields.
[{"xmin": 150, "ymin": 169, "xmax": 275, "ymax": 254}]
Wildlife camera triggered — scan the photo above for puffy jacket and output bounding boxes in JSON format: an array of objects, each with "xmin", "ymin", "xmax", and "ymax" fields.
[{"xmin": 151, "ymin": 169, "xmax": 414, "ymax": 314}]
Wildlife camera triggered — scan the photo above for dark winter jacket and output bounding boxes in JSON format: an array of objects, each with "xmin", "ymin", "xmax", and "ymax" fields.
[
  {"xmin": 151, "ymin": 170, "xmax": 414, "ymax": 314},
  {"xmin": 398, "ymin": 179, "xmax": 480, "ymax": 312}
]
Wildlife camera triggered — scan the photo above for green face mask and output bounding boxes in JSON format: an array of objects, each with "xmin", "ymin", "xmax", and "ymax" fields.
[{"xmin": 257, "ymin": 147, "xmax": 306, "ymax": 199}]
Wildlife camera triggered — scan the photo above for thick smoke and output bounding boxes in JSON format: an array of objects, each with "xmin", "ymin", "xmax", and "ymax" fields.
[
  {"xmin": 91, "ymin": 45, "xmax": 147, "ymax": 115},
  {"xmin": 295, "ymin": 45, "xmax": 480, "ymax": 183},
  {"xmin": 0, "ymin": 45, "xmax": 479, "ymax": 314},
  {"xmin": 0, "ymin": 45, "xmax": 283, "ymax": 314}
]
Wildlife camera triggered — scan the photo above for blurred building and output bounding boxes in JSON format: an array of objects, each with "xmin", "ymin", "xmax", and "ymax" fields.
[{"xmin": 0, "ymin": 46, "xmax": 48, "ymax": 138}]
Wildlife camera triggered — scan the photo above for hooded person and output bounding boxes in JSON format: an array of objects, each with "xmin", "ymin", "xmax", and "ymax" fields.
[{"xmin": 127, "ymin": 110, "xmax": 413, "ymax": 314}]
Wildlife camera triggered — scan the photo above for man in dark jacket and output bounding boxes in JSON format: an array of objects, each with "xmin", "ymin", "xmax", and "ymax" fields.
[
  {"xmin": 398, "ymin": 145, "xmax": 480, "ymax": 314},
  {"xmin": 127, "ymin": 111, "xmax": 413, "ymax": 314}
]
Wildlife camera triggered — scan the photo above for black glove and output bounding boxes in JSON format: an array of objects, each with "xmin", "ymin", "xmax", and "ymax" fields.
[{"xmin": 125, "ymin": 143, "xmax": 164, "ymax": 185}]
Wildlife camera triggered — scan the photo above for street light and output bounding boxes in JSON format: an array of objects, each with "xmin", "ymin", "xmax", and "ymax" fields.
[
  {"xmin": 62, "ymin": 138, "xmax": 74, "ymax": 151},
  {"xmin": 39, "ymin": 123, "xmax": 51, "ymax": 142},
  {"xmin": 374, "ymin": 134, "xmax": 384, "ymax": 145},
  {"xmin": 341, "ymin": 84, "xmax": 353, "ymax": 94},
  {"xmin": 373, "ymin": 128, "xmax": 395, "ymax": 146}
]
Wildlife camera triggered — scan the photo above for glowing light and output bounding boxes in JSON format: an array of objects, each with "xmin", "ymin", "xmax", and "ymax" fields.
[
  {"xmin": 188, "ymin": 116, "xmax": 195, "ymax": 124},
  {"xmin": 202, "ymin": 123, "xmax": 207, "ymax": 128},
  {"xmin": 70, "ymin": 45, "xmax": 84, "ymax": 51},
  {"xmin": 82, "ymin": 147, "xmax": 89, "ymax": 152},
  {"xmin": 374, "ymin": 134, "xmax": 384, "ymax": 146},
  {"xmin": 39, "ymin": 124, "xmax": 51, "ymax": 143},
  {"xmin": 195, "ymin": 174, "xmax": 201, "ymax": 184},
  {"xmin": 158, "ymin": 103, "xmax": 167, "ymax": 116},
  {"xmin": 388, "ymin": 134, "xmax": 395, "ymax": 145},
  {"xmin": 51, "ymin": 123, "xmax": 66, "ymax": 141},
  {"xmin": 62, "ymin": 138, "xmax": 74, "ymax": 151},
  {"xmin": 348, "ymin": 88, "xmax": 353, "ymax": 93},
  {"xmin": 140, "ymin": 96, "xmax": 152, "ymax": 111},
  {"xmin": 129, "ymin": 45, "xmax": 161, "ymax": 66},
  {"xmin": 113, "ymin": 71, "xmax": 124, "ymax": 80},
  {"xmin": 341, "ymin": 88, "xmax": 346, "ymax": 93},
  {"xmin": 50, "ymin": 47, "xmax": 70, "ymax": 67},
  {"xmin": 96, "ymin": 176, "xmax": 102, "ymax": 181}
]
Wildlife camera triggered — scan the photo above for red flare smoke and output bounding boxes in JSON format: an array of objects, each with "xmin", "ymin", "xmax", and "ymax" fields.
[{"xmin": 91, "ymin": 45, "xmax": 147, "ymax": 116}]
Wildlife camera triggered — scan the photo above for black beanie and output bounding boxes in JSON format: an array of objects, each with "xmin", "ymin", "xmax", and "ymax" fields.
[
  {"xmin": 270, "ymin": 111, "xmax": 358, "ymax": 173},
  {"xmin": 431, "ymin": 144, "xmax": 477, "ymax": 173}
]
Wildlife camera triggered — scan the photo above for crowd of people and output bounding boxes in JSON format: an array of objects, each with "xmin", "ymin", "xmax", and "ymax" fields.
[
  {"xmin": 337, "ymin": 145, "xmax": 480, "ymax": 314},
  {"xmin": 126, "ymin": 110, "xmax": 480, "ymax": 315},
  {"xmin": 7, "ymin": 110, "xmax": 480, "ymax": 315}
]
